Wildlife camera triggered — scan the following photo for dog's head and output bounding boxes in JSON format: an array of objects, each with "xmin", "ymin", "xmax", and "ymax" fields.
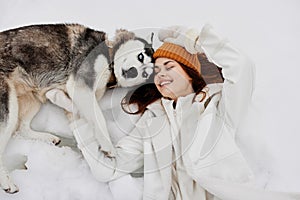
[{"xmin": 110, "ymin": 29, "xmax": 154, "ymax": 87}]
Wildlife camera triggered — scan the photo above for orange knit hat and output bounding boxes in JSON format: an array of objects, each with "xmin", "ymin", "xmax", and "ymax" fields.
[{"xmin": 153, "ymin": 42, "xmax": 201, "ymax": 75}]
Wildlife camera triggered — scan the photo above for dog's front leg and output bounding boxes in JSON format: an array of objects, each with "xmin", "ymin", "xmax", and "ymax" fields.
[
  {"xmin": 17, "ymin": 93, "xmax": 61, "ymax": 145},
  {"xmin": 66, "ymin": 75, "xmax": 116, "ymax": 157}
]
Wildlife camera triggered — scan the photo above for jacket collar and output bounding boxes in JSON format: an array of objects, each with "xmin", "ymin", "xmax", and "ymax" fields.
[
  {"xmin": 146, "ymin": 93, "xmax": 199, "ymax": 118},
  {"xmin": 146, "ymin": 83, "xmax": 223, "ymax": 117}
]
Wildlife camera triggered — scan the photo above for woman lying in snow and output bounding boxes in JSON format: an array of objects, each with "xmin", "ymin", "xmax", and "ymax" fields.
[{"xmin": 47, "ymin": 24, "xmax": 299, "ymax": 200}]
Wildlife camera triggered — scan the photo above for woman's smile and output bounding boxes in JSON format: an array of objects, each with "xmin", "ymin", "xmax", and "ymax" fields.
[
  {"xmin": 158, "ymin": 79, "xmax": 173, "ymax": 87},
  {"xmin": 154, "ymin": 58, "xmax": 194, "ymax": 100}
]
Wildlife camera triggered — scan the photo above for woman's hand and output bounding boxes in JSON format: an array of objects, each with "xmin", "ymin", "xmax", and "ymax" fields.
[{"xmin": 157, "ymin": 25, "xmax": 201, "ymax": 54}]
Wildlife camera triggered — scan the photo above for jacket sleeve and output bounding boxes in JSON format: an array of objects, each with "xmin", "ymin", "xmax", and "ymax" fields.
[
  {"xmin": 70, "ymin": 118, "xmax": 144, "ymax": 182},
  {"xmin": 198, "ymin": 24, "xmax": 255, "ymax": 130},
  {"xmin": 180, "ymin": 25, "xmax": 256, "ymax": 185}
]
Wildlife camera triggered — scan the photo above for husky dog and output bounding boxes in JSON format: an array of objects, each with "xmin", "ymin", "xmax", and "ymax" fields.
[
  {"xmin": 0, "ymin": 24, "xmax": 154, "ymax": 193},
  {"xmin": 110, "ymin": 29, "xmax": 154, "ymax": 87}
]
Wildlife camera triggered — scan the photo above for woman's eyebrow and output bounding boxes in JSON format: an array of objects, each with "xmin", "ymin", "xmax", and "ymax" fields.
[
  {"xmin": 163, "ymin": 60, "xmax": 174, "ymax": 65},
  {"xmin": 154, "ymin": 60, "xmax": 175, "ymax": 68}
]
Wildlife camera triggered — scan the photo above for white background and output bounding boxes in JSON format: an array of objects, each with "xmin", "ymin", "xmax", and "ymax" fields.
[{"xmin": 0, "ymin": 0, "xmax": 299, "ymax": 199}]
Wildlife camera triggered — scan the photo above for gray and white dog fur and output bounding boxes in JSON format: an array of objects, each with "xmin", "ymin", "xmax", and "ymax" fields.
[{"xmin": 0, "ymin": 24, "xmax": 154, "ymax": 193}]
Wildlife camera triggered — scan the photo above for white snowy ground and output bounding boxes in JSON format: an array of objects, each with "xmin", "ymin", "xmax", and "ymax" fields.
[{"xmin": 0, "ymin": 0, "xmax": 300, "ymax": 199}]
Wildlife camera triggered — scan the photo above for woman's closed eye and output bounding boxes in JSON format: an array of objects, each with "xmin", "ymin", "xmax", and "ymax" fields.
[
  {"xmin": 154, "ymin": 65, "xmax": 175, "ymax": 74},
  {"xmin": 166, "ymin": 65, "xmax": 175, "ymax": 71}
]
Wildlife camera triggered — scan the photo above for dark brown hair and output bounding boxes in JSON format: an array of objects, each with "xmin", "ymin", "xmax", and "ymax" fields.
[{"xmin": 121, "ymin": 62, "xmax": 207, "ymax": 115}]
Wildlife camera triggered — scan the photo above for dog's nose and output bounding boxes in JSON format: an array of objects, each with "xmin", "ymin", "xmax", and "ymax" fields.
[{"xmin": 122, "ymin": 67, "xmax": 138, "ymax": 78}]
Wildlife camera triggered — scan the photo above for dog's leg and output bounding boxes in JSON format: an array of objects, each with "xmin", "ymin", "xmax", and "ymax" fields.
[
  {"xmin": 0, "ymin": 79, "xmax": 19, "ymax": 193},
  {"xmin": 17, "ymin": 92, "xmax": 61, "ymax": 145},
  {"xmin": 0, "ymin": 134, "xmax": 19, "ymax": 194},
  {"xmin": 66, "ymin": 76, "xmax": 116, "ymax": 156},
  {"xmin": 66, "ymin": 61, "xmax": 116, "ymax": 156}
]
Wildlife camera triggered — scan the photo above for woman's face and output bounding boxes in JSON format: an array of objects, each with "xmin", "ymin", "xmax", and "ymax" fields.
[{"xmin": 154, "ymin": 57, "xmax": 194, "ymax": 101}]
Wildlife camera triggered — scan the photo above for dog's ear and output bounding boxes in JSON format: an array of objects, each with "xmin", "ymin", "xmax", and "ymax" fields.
[
  {"xmin": 110, "ymin": 29, "xmax": 136, "ymax": 59},
  {"xmin": 145, "ymin": 32, "xmax": 154, "ymax": 46},
  {"xmin": 144, "ymin": 32, "xmax": 155, "ymax": 59},
  {"xmin": 114, "ymin": 29, "xmax": 135, "ymax": 44}
]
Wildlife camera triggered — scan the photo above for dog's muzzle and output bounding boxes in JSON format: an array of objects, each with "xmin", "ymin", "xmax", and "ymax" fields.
[{"xmin": 122, "ymin": 67, "xmax": 138, "ymax": 79}]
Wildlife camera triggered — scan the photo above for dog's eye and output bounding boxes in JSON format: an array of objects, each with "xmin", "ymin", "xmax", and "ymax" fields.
[
  {"xmin": 137, "ymin": 53, "xmax": 144, "ymax": 63},
  {"xmin": 142, "ymin": 71, "xmax": 148, "ymax": 78}
]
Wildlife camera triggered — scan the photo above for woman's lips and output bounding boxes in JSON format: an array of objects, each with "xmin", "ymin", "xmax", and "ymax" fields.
[{"xmin": 160, "ymin": 80, "xmax": 172, "ymax": 86}]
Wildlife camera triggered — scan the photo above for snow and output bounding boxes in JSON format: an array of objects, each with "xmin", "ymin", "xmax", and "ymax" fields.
[{"xmin": 0, "ymin": 0, "xmax": 300, "ymax": 199}]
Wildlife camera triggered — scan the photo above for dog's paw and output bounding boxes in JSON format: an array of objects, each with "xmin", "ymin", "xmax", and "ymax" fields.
[
  {"xmin": 18, "ymin": 130, "xmax": 61, "ymax": 145},
  {"xmin": 50, "ymin": 135, "xmax": 61, "ymax": 145},
  {"xmin": 4, "ymin": 184, "xmax": 19, "ymax": 194},
  {"xmin": 0, "ymin": 173, "xmax": 19, "ymax": 194},
  {"xmin": 40, "ymin": 133, "xmax": 61, "ymax": 145}
]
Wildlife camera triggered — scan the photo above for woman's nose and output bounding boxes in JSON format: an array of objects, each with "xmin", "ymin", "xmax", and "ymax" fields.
[
  {"xmin": 158, "ymin": 73, "xmax": 165, "ymax": 77},
  {"xmin": 157, "ymin": 69, "xmax": 166, "ymax": 77}
]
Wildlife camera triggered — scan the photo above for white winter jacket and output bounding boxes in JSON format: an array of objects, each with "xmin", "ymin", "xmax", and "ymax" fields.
[{"xmin": 71, "ymin": 26, "xmax": 299, "ymax": 200}]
